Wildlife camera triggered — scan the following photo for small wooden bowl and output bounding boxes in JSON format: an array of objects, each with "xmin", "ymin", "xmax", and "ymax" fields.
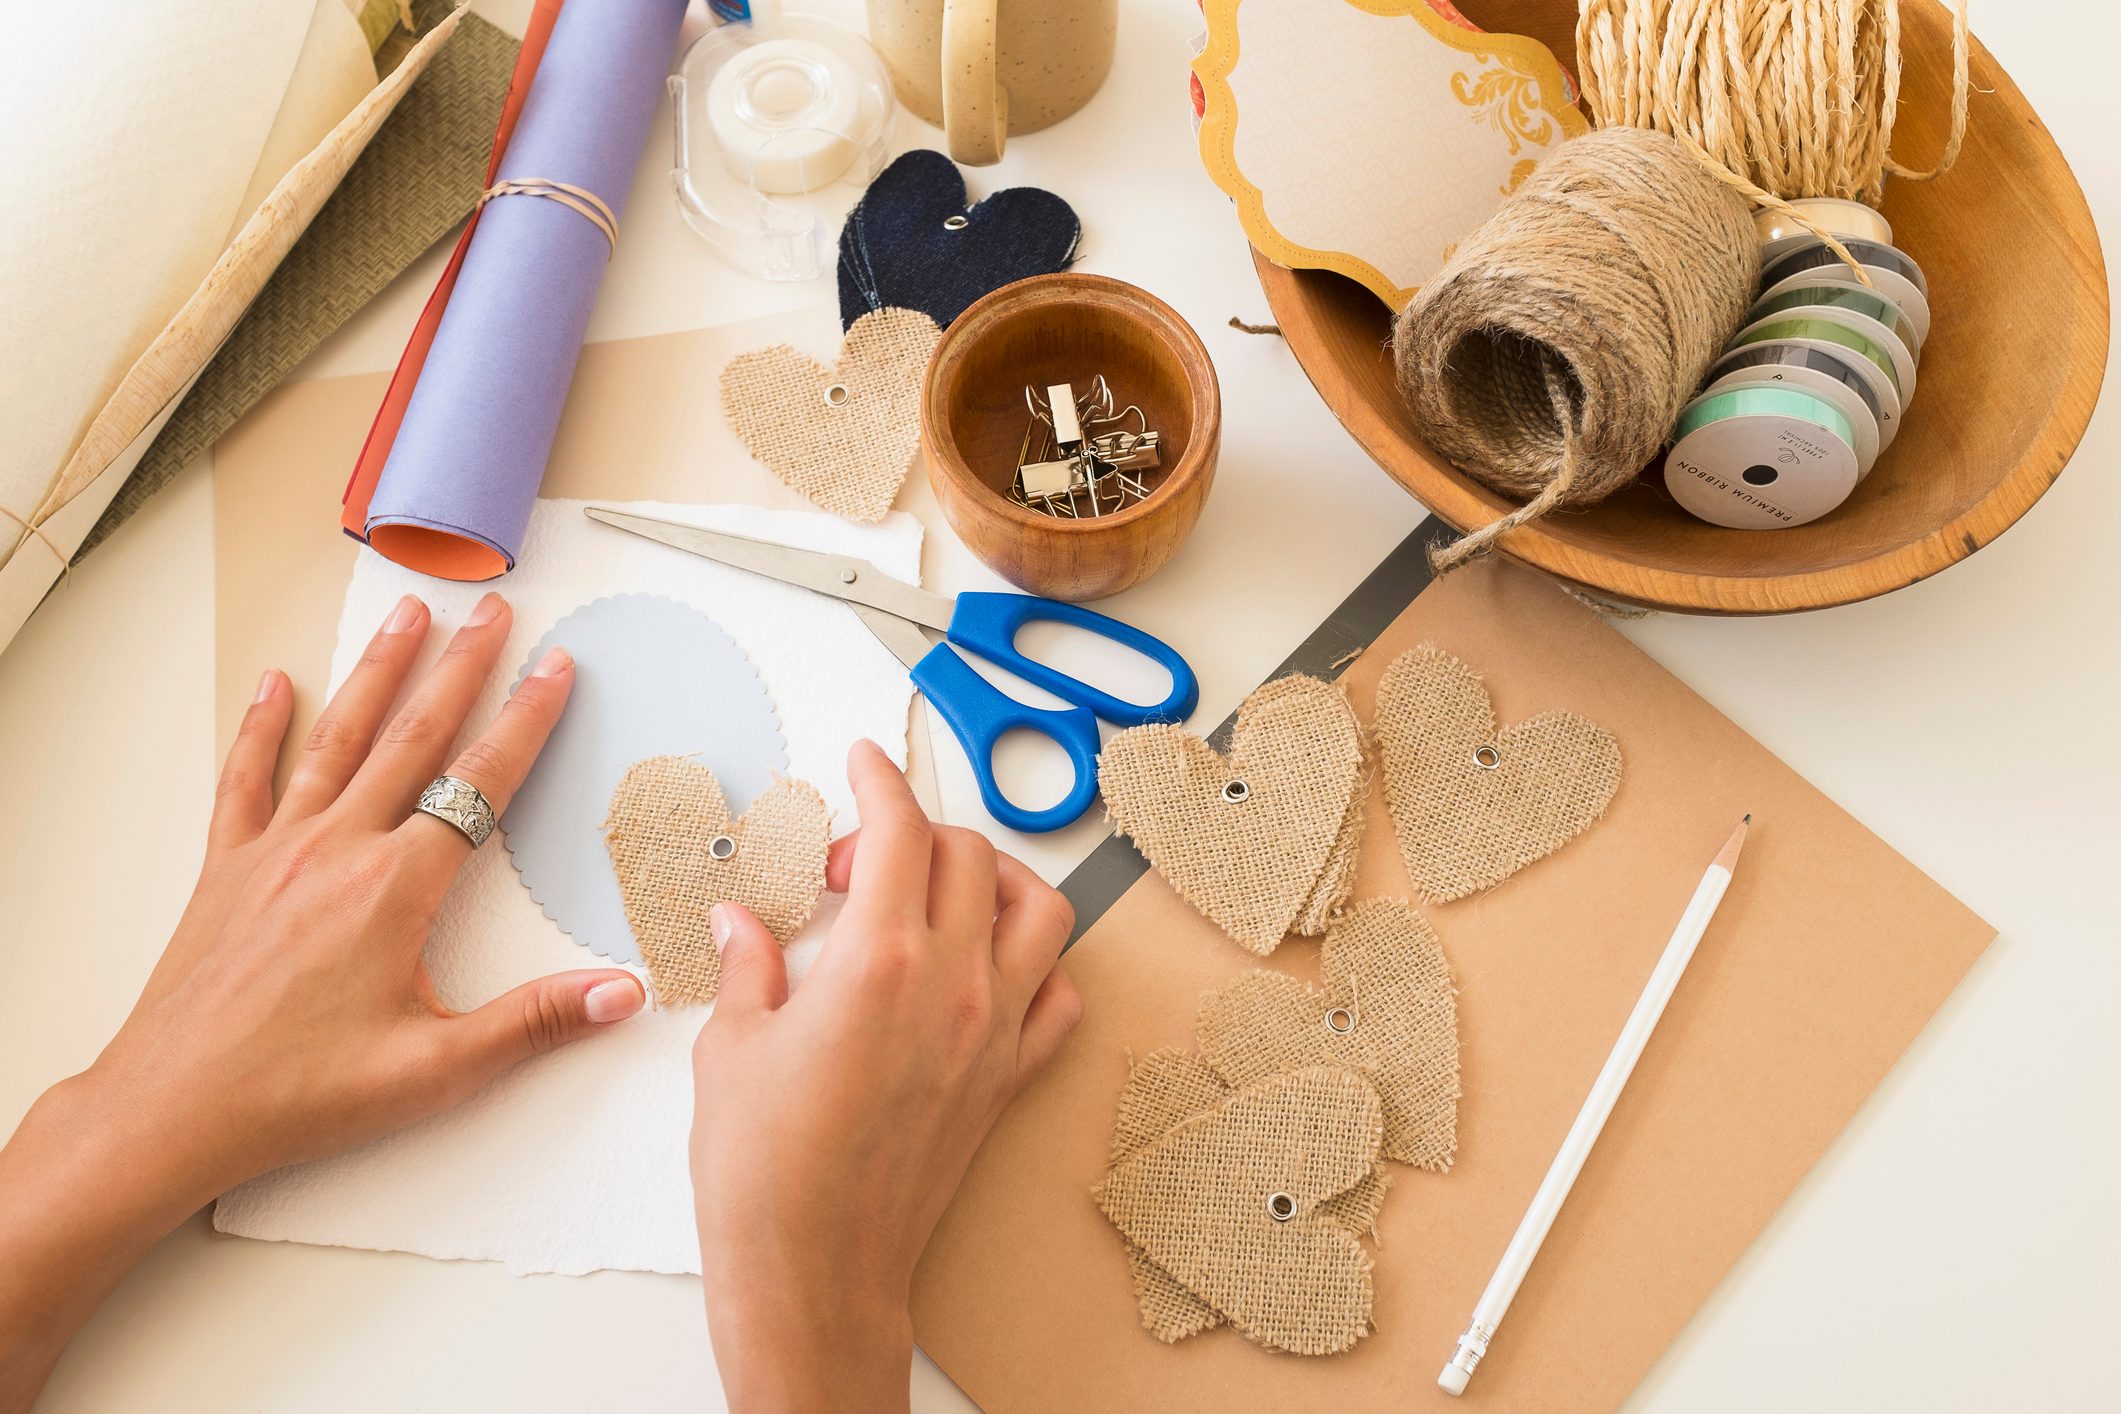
[
  {"xmin": 923, "ymin": 273, "xmax": 1220, "ymax": 601},
  {"xmin": 1256, "ymin": 0, "xmax": 2109, "ymax": 614}
]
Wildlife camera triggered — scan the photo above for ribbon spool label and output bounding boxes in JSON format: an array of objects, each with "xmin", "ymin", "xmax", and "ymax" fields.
[{"xmin": 1664, "ymin": 386, "xmax": 1861, "ymax": 529}]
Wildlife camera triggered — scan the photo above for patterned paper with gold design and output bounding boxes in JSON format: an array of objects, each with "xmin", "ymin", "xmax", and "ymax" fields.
[{"xmin": 1193, "ymin": 0, "xmax": 1586, "ymax": 307}]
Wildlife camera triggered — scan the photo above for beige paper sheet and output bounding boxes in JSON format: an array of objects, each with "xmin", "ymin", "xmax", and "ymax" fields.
[
  {"xmin": 911, "ymin": 558, "xmax": 1994, "ymax": 1412},
  {"xmin": 212, "ymin": 309, "xmax": 941, "ymax": 809}
]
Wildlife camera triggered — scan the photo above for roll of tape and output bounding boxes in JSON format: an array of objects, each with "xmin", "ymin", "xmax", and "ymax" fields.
[
  {"xmin": 707, "ymin": 38, "xmax": 864, "ymax": 194},
  {"xmin": 1749, "ymin": 282, "xmax": 1925, "ymax": 357},
  {"xmin": 1664, "ymin": 387, "xmax": 1862, "ymax": 529},
  {"xmin": 1708, "ymin": 339, "xmax": 1893, "ymax": 452}
]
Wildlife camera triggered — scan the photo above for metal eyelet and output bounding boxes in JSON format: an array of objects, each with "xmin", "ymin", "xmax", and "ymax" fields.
[
  {"xmin": 1266, "ymin": 1192, "xmax": 1297, "ymax": 1222},
  {"xmin": 823, "ymin": 383, "xmax": 850, "ymax": 407},
  {"xmin": 708, "ymin": 834, "xmax": 737, "ymax": 861},
  {"xmin": 1221, "ymin": 780, "xmax": 1249, "ymax": 804},
  {"xmin": 1472, "ymin": 744, "xmax": 1502, "ymax": 771},
  {"xmin": 943, "ymin": 213, "xmax": 970, "ymax": 230},
  {"xmin": 1324, "ymin": 1007, "xmax": 1356, "ymax": 1035}
]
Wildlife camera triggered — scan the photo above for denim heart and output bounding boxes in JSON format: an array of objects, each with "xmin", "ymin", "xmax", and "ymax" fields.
[{"xmin": 837, "ymin": 149, "xmax": 1079, "ymax": 330}]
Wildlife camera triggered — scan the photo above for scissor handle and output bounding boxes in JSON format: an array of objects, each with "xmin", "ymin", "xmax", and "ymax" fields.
[
  {"xmin": 945, "ymin": 592, "xmax": 1199, "ymax": 728},
  {"xmin": 911, "ymin": 642, "xmax": 1103, "ymax": 834}
]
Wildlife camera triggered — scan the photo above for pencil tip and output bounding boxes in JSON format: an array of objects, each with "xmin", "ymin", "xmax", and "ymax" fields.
[{"xmin": 1742, "ymin": 812, "xmax": 1752, "ymax": 824}]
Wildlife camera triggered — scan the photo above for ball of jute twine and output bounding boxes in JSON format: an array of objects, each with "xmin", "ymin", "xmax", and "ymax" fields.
[
  {"xmin": 1395, "ymin": 127, "xmax": 1756, "ymax": 572},
  {"xmin": 1397, "ymin": 0, "xmax": 1970, "ymax": 573}
]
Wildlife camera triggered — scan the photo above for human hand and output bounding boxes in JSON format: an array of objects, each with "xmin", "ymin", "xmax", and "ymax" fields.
[
  {"xmin": 690, "ymin": 741, "xmax": 1083, "ymax": 1414},
  {"xmin": 0, "ymin": 592, "xmax": 645, "ymax": 1411}
]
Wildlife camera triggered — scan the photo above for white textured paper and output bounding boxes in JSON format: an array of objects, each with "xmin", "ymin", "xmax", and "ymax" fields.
[{"xmin": 214, "ymin": 499, "xmax": 921, "ymax": 1275}]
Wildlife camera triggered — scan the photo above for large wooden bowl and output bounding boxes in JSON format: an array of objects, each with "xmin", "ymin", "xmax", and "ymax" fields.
[{"xmin": 1257, "ymin": 0, "xmax": 2108, "ymax": 614}]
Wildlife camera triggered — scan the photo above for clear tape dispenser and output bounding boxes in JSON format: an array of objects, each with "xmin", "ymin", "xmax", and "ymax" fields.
[{"xmin": 670, "ymin": 9, "xmax": 895, "ymax": 280}]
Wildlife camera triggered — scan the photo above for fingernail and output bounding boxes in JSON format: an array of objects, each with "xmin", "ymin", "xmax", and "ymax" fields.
[
  {"xmin": 466, "ymin": 593, "xmax": 504, "ymax": 627},
  {"xmin": 529, "ymin": 645, "xmax": 572, "ymax": 678},
  {"xmin": 384, "ymin": 594, "xmax": 424, "ymax": 634},
  {"xmin": 584, "ymin": 977, "xmax": 645, "ymax": 1025},
  {"xmin": 254, "ymin": 669, "xmax": 279, "ymax": 703},
  {"xmin": 710, "ymin": 903, "xmax": 733, "ymax": 949}
]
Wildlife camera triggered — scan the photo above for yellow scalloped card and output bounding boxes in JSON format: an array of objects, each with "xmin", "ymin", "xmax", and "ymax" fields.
[{"xmin": 1194, "ymin": 0, "xmax": 1586, "ymax": 309}]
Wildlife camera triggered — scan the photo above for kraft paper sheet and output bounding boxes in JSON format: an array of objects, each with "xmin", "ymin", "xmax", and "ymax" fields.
[{"xmin": 910, "ymin": 558, "xmax": 1993, "ymax": 1413}]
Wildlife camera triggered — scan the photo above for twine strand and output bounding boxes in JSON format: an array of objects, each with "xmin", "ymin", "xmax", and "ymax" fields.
[
  {"xmin": 479, "ymin": 177, "xmax": 619, "ymax": 256},
  {"xmin": 1, "ymin": 500, "xmax": 72, "ymax": 584},
  {"xmin": 1577, "ymin": 0, "xmax": 1969, "ymax": 254}
]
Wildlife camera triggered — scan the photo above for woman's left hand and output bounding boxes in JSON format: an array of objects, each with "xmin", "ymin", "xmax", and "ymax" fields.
[{"xmin": 0, "ymin": 592, "xmax": 645, "ymax": 1412}]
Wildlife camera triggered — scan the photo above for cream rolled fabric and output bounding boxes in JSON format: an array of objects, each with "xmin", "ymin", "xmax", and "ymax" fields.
[{"xmin": 0, "ymin": 0, "xmax": 449, "ymax": 655}]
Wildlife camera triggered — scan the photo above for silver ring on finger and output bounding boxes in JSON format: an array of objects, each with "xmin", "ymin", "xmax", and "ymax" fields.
[{"xmin": 415, "ymin": 775, "xmax": 497, "ymax": 847}]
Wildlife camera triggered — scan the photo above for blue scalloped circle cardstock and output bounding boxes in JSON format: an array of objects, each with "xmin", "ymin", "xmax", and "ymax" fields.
[
  {"xmin": 837, "ymin": 148, "xmax": 1080, "ymax": 330},
  {"xmin": 502, "ymin": 594, "xmax": 788, "ymax": 966}
]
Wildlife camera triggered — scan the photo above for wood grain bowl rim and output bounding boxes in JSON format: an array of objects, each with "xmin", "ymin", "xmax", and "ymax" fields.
[
  {"xmin": 921, "ymin": 272, "xmax": 1222, "ymax": 538},
  {"xmin": 1251, "ymin": 21, "xmax": 2110, "ymax": 616}
]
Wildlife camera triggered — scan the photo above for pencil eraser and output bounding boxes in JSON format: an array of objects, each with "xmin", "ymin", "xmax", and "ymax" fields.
[{"xmin": 1438, "ymin": 1363, "xmax": 1471, "ymax": 1397}]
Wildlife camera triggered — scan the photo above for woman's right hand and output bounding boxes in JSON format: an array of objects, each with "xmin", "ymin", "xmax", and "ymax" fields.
[{"xmin": 690, "ymin": 741, "xmax": 1082, "ymax": 1414}]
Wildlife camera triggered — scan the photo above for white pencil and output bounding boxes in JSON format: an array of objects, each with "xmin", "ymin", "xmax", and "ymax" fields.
[{"xmin": 1438, "ymin": 815, "xmax": 1752, "ymax": 1397}]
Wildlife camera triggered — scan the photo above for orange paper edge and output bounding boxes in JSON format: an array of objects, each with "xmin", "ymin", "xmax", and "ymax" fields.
[{"xmin": 337, "ymin": 0, "xmax": 566, "ymax": 571}]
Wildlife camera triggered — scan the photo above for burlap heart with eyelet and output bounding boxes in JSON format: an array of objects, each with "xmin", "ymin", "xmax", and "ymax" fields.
[
  {"xmin": 1375, "ymin": 645, "xmax": 1621, "ymax": 902},
  {"xmin": 1094, "ymin": 1065, "xmax": 1383, "ymax": 1356},
  {"xmin": 720, "ymin": 307, "xmax": 942, "ymax": 524},
  {"xmin": 603, "ymin": 755, "xmax": 831, "ymax": 1006},
  {"xmin": 1097, "ymin": 676, "xmax": 1367, "ymax": 954},
  {"xmin": 1107, "ymin": 1048, "xmax": 1392, "ymax": 1343},
  {"xmin": 1196, "ymin": 898, "xmax": 1460, "ymax": 1170}
]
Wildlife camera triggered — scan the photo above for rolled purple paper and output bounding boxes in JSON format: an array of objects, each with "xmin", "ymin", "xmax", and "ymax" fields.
[{"xmin": 365, "ymin": 0, "xmax": 688, "ymax": 579}]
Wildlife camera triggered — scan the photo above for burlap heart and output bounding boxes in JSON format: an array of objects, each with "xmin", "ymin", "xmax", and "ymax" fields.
[
  {"xmin": 1098, "ymin": 675, "xmax": 1367, "ymax": 954},
  {"xmin": 1375, "ymin": 645, "xmax": 1621, "ymax": 902},
  {"xmin": 1196, "ymin": 898, "xmax": 1460, "ymax": 1170},
  {"xmin": 720, "ymin": 307, "xmax": 942, "ymax": 524},
  {"xmin": 1094, "ymin": 1065, "xmax": 1382, "ymax": 1356},
  {"xmin": 1108, "ymin": 1048, "xmax": 1392, "ymax": 1343},
  {"xmin": 603, "ymin": 755, "xmax": 831, "ymax": 1006}
]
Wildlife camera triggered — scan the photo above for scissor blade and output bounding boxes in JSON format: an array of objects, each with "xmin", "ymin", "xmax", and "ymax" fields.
[
  {"xmin": 583, "ymin": 505, "xmax": 954, "ymax": 630},
  {"xmin": 851, "ymin": 603, "xmax": 935, "ymax": 672}
]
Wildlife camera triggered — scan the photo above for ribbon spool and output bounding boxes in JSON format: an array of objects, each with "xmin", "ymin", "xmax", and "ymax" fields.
[{"xmin": 1663, "ymin": 386, "xmax": 1861, "ymax": 528}]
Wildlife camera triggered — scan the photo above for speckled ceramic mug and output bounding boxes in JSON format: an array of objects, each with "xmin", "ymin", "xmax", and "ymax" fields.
[{"xmin": 865, "ymin": 0, "xmax": 1116, "ymax": 165}]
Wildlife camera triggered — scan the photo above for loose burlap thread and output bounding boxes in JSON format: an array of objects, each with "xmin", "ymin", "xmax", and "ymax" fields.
[
  {"xmin": 1375, "ymin": 646, "xmax": 1621, "ymax": 902},
  {"xmin": 603, "ymin": 756, "xmax": 831, "ymax": 1006},
  {"xmin": 1392, "ymin": 127, "xmax": 1756, "ymax": 572},
  {"xmin": 721, "ymin": 307, "xmax": 942, "ymax": 524},
  {"xmin": 1098, "ymin": 675, "xmax": 1368, "ymax": 955},
  {"xmin": 1106, "ymin": 1048, "xmax": 1393, "ymax": 1343},
  {"xmin": 1094, "ymin": 1066, "xmax": 1383, "ymax": 1357},
  {"xmin": 1197, "ymin": 898, "xmax": 1461, "ymax": 1171}
]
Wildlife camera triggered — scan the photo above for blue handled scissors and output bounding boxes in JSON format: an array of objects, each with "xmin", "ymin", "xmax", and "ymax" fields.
[{"xmin": 585, "ymin": 507, "xmax": 1199, "ymax": 833}]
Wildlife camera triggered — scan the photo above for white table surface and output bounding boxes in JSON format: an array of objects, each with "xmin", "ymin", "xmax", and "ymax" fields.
[{"xmin": 4, "ymin": 1, "xmax": 2116, "ymax": 1409}]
